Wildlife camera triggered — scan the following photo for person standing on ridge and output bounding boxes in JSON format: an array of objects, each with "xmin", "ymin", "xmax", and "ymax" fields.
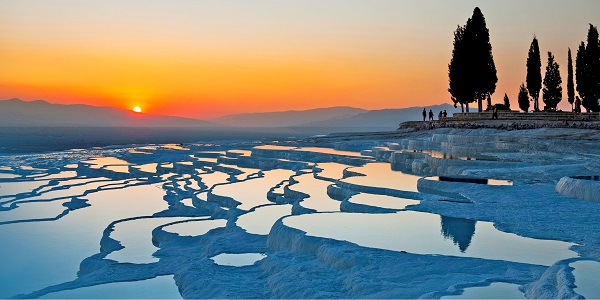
[
  {"xmin": 422, "ymin": 108, "xmax": 427, "ymax": 121},
  {"xmin": 443, "ymin": 110, "xmax": 448, "ymax": 118},
  {"xmin": 438, "ymin": 111, "xmax": 443, "ymax": 120},
  {"xmin": 429, "ymin": 109, "xmax": 434, "ymax": 121},
  {"xmin": 492, "ymin": 106, "xmax": 498, "ymax": 119}
]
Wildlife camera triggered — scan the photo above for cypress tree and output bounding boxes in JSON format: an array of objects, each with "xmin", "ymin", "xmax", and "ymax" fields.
[
  {"xmin": 448, "ymin": 7, "xmax": 497, "ymax": 113},
  {"xmin": 526, "ymin": 37, "xmax": 542, "ymax": 111},
  {"xmin": 567, "ymin": 48, "xmax": 575, "ymax": 111},
  {"xmin": 576, "ymin": 24, "xmax": 600, "ymax": 112},
  {"xmin": 583, "ymin": 24, "xmax": 600, "ymax": 111},
  {"xmin": 576, "ymin": 42, "xmax": 587, "ymax": 110},
  {"xmin": 542, "ymin": 52, "xmax": 562, "ymax": 110},
  {"xmin": 518, "ymin": 83, "xmax": 530, "ymax": 112},
  {"xmin": 448, "ymin": 25, "xmax": 474, "ymax": 112},
  {"xmin": 464, "ymin": 7, "xmax": 497, "ymax": 112}
]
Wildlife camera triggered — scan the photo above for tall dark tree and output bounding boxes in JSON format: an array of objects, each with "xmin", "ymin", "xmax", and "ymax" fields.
[
  {"xmin": 448, "ymin": 7, "xmax": 497, "ymax": 113},
  {"xmin": 503, "ymin": 93, "xmax": 511, "ymax": 110},
  {"xmin": 448, "ymin": 25, "xmax": 473, "ymax": 112},
  {"xmin": 526, "ymin": 37, "xmax": 542, "ymax": 111},
  {"xmin": 518, "ymin": 83, "xmax": 530, "ymax": 112},
  {"xmin": 576, "ymin": 24, "xmax": 600, "ymax": 112},
  {"xmin": 567, "ymin": 48, "xmax": 575, "ymax": 111},
  {"xmin": 584, "ymin": 24, "xmax": 600, "ymax": 111},
  {"xmin": 464, "ymin": 7, "xmax": 497, "ymax": 112},
  {"xmin": 576, "ymin": 41, "xmax": 587, "ymax": 110},
  {"xmin": 542, "ymin": 52, "xmax": 562, "ymax": 110}
]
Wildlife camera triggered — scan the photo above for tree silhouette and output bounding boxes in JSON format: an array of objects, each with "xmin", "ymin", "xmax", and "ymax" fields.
[
  {"xmin": 577, "ymin": 24, "xmax": 600, "ymax": 112},
  {"xmin": 448, "ymin": 25, "xmax": 473, "ymax": 112},
  {"xmin": 503, "ymin": 93, "xmax": 511, "ymax": 110},
  {"xmin": 465, "ymin": 7, "xmax": 497, "ymax": 112},
  {"xmin": 542, "ymin": 52, "xmax": 562, "ymax": 110},
  {"xmin": 518, "ymin": 83, "xmax": 530, "ymax": 112},
  {"xmin": 448, "ymin": 7, "xmax": 497, "ymax": 113},
  {"xmin": 567, "ymin": 48, "xmax": 575, "ymax": 111},
  {"xmin": 576, "ymin": 41, "xmax": 587, "ymax": 111},
  {"xmin": 527, "ymin": 37, "xmax": 542, "ymax": 111}
]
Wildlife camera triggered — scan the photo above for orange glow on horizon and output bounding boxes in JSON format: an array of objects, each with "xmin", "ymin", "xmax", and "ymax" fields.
[{"xmin": 1, "ymin": 1, "xmax": 595, "ymax": 117}]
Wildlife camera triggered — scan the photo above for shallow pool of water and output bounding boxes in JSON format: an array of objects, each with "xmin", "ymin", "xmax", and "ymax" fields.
[
  {"xmin": 342, "ymin": 162, "xmax": 421, "ymax": 192},
  {"xmin": 162, "ymin": 218, "xmax": 226, "ymax": 237},
  {"xmin": 237, "ymin": 204, "xmax": 292, "ymax": 235},
  {"xmin": 282, "ymin": 211, "xmax": 576, "ymax": 266},
  {"xmin": 105, "ymin": 217, "xmax": 192, "ymax": 264},
  {"xmin": 294, "ymin": 147, "xmax": 368, "ymax": 158},
  {"xmin": 442, "ymin": 282, "xmax": 525, "ymax": 299},
  {"xmin": 314, "ymin": 162, "xmax": 349, "ymax": 180},
  {"xmin": 211, "ymin": 170, "xmax": 294, "ymax": 210},
  {"xmin": 39, "ymin": 275, "xmax": 181, "ymax": 299},
  {"xmin": 0, "ymin": 183, "xmax": 171, "ymax": 298},
  {"xmin": 347, "ymin": 193, "xmax": 419, "ymax": 210},
  {"xmin": 288, "ymin": 173, "xmax": 340, "ymax": 212},
  {"xmin": 570, "ymin": 260, "xmax": 600, "ymax": 299},
  {"xmin": 83, "ymin": 157, "xmax": 130, "ymax": 168},
  {"xmin": 210, "ymin": 253, "xmax": 266, "ymax": 267}
]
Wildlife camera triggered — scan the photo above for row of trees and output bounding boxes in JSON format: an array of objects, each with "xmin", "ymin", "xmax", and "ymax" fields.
[{"xmin": 449, "ymin": 7, "xmax": 600, "ymax": 113}]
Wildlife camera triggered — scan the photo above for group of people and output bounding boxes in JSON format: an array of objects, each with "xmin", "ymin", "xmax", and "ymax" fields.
[{"xmin": 422, "ymin": 108, "xmax": 448, "ymax": 121}]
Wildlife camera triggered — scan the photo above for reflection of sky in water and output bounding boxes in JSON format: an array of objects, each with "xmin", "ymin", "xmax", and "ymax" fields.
[
  {"xmin": 105, "ymin": 217, "xmax": 192, "ymax": 264},
  {"xmin": 441, "ymin": 282, "xmax": 525, "ymax": 299},
  {"xmin": 82, "ymin": 157, "xmax": 130, "ymax": 168},
  {"xmin": 0, "ymin": 173, "xmax": 20, "ymax": 179},
  {"xmin": 0, "ymin": 180, "xmax": 51, "ymax": 196},
  {"xmin": 211, "ymin": 253, "xmax": 266, "ymax": 267},
  {"xmin": 0, "ymin": 183, "xmax": 170, "ymax": 298},
  {"xmin": 348, "ymin": 193, "xmax": 419, "ymax": 210},
  {"xmin": 162, "ymin": 218, "xmax": 225, "ymax": 237},
  {"xmin": 0, "ymin": 200, "xmax": 67, "ymax": 223},
  {"xmin": 198, "ymin": 172, "xmax": 230, "ymax": 190},
  {"xmin": 314, "ymin": 162, "xmax": 349, "ymax": 180},
  {"xmin": 227, "ymin": 149, "xmax": 252, "ymax": 156},
  {"xmin": 570, "ymin": 260, "xmax": 600, "ymax": 299},
  {"xmin": 211, "ymin": 169, "xmax": 294, "ymax": 211},
  {"xmin": 133, "ymin": 163, "xmax": 158, "ymax": 174},
  {"xmin": 104, "ymin": 165, "xmax": 131, "ymax": 174},
  {"xmin": 283, "ymin": 211, "xmax": 576, "ymax": 266},
  {"xmin": 294, "ymin": 147, "xmax": 368, "ymax": 158},
  {"xmin": 253, "ymin": 145, "xmax": 296, "ymax": 150},
  {"xmin": 343, "ymin": 162, "xmax": 421, "ymax": 192},
  {"xmin": 39, "ymin": 275, "xmax": 181, "ymax": 299},
  {"xmin": 237, "ymin": 204, "xmax": 292, "ymax": 235},
  {"xmin": 289, "ymin": 173, "xmax": 339, "ymax": 212}
]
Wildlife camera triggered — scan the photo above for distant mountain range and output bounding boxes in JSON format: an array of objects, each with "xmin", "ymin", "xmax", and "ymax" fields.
[
  {"xmin": 215, "ymin": 104, "xmax": 460, "ymax": 131},
  {"xmin": 212, "ymin": 106, "xmax": 367, "ymax": 127},
  {"xmin": 0, "ymin": 98, "xmax": 216, "ymax": 128},
  {"xmin": 0, "ymin": 98, "xmax": 459, "ymax": 132}
]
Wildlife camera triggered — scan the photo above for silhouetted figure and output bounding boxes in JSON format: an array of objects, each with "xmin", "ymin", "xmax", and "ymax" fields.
[
  {"xmin": 438, "ymin": 111, "xmax": 443, "ymax": 119},
  {"xmin": 443, "ymin": 110, "xmax": 448, "ymax": 118},
  {"xmin": 574, "ymin": 96, "xmax": 582, "ymax": 119},
  {"xmin": 440, "ymin": 216, "xmax": 477, "ymax": 252},
  {"xmin": 492, "ymin": 106, "xmax": 498, "ymax": 119},
  {"xmin": 422, "ymin": 108, "xmax": 427, "ymax": 121},
  {"xmin": 429, "ymin": 109, "xmax": 434, "ymax": 121}
]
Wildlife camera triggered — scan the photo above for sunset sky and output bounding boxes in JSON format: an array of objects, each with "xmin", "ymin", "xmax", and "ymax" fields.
[{"xmin": 1, "ymin": 0, "xmax": 599, "ymax": 119}]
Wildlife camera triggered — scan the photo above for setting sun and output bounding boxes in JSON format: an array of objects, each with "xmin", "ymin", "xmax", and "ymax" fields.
[{"xmin": 132, "ymin": 106, "xmax": 142, "ymax": 113}]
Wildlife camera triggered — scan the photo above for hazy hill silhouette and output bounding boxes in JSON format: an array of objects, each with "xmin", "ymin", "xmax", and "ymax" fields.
[
  {"xmin": 0, "ymin": 98, "xmax": 217, "ymax": 128},
  {"xmin": 293, "ymin": 104, "xmax": 461, "ymax": 131},
  {"xmin": 212, "ymin": 106, "xmax": 367, "ymax": 127}
]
